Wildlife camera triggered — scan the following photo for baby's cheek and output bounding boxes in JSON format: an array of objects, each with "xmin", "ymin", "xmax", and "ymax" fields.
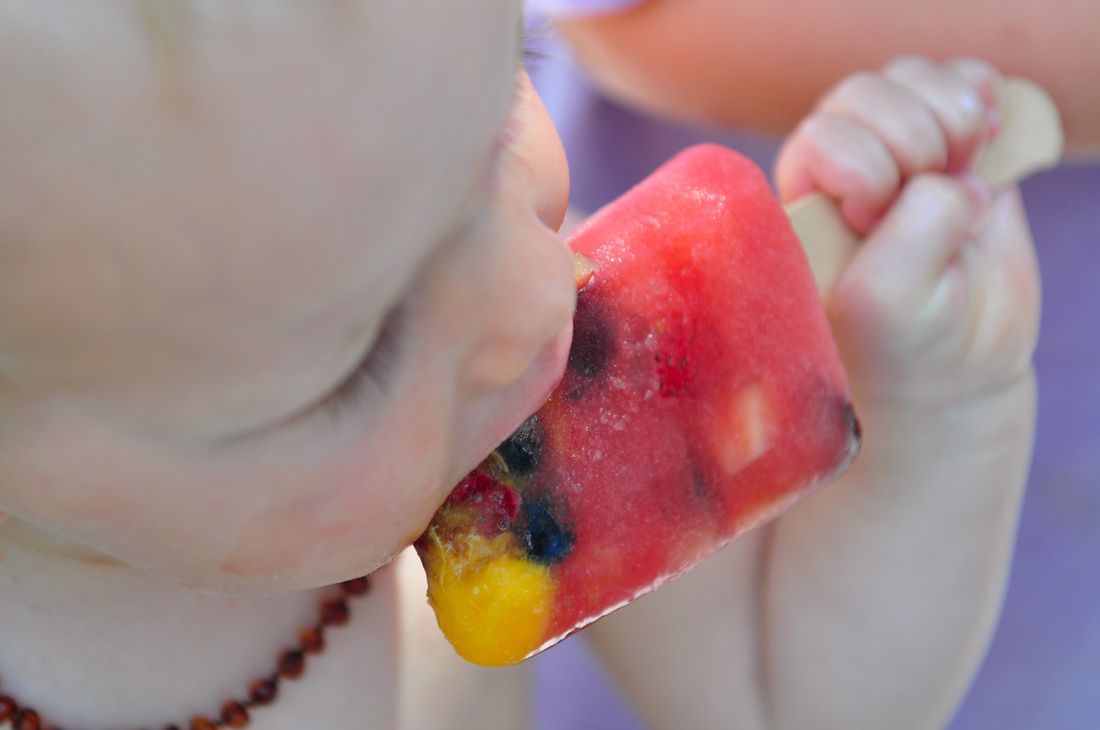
[
  {"xmin": 0, "ymin": 440, "xmax": 237, "ymax": 582},
  {"xmin": 1, "ymin": 380, "xmax": 462, "ymax": 591}
]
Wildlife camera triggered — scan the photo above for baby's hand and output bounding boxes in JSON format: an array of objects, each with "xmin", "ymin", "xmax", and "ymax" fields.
[{"xmin": 776, "ymin": 57, "xmax": 1040, "ymax": 409}]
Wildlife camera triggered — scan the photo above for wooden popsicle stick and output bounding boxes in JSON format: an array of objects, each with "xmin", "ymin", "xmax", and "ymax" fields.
[{"xmin": 786, "ymin": 77, "xmax": 1065, "ymax": 294}]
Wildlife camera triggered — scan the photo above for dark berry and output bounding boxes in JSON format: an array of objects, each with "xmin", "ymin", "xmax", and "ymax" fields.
[
  {"xmin": 519, "ymin": 497, "xmax": 574, "ymax": 565},
  {"xmin": 567, "ymin": 290, "xmax": 615, "ymax": 380},
  {"xmin": 497, "ymin": 416, "xmax": 543, "ymax": 476}
]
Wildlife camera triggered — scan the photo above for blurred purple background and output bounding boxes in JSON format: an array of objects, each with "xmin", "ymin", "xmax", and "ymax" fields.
[{"xmin": 528, "ymin": 38, "xmax": 1100, "ymax": 730}]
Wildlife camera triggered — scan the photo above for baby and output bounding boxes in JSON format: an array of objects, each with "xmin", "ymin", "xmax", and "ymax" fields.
[{"xmin": 0, "ymin": 3, "xmax": 1036, "ymax": 729}]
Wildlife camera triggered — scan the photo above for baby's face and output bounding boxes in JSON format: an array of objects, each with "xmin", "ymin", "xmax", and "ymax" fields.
[{"xmin": 0, "ymin": 1, "xmax": 575, "ymax": 590}]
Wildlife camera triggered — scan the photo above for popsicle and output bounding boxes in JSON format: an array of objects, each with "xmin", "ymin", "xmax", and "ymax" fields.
[
  {"xmin": 416, "ymin": 144, "xmax": 859, "ymax": 666},
  {"xmin": 415, "ymin": 78, "xmax": 1064, "ymax": 667}
]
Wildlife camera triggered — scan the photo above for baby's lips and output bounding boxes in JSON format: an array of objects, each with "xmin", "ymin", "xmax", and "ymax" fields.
[
  {"xmin": 479, "ymin": 256, "xmax": 585, "ymax": 415},
  {"xmin": 458, "ymin": 321, "xmax": 573, "ymax": 467}
]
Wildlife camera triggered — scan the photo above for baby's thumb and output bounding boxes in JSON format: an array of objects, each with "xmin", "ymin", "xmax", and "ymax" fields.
[{"xmin": 846, "ymin": 173, "xmax": 990, "ymax": 302}]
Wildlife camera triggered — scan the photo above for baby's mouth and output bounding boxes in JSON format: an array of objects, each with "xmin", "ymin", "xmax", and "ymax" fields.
[
  {"xmin": 488, "ymin": 322, "xmax": 573, "ymax": 437},
  {"xmin": 448, "ymin": 320, "xmax": 572, "ymax": 487},
  {"xmin": 456, "ymin": 251, "xmax": 593, "ymax": 466}
]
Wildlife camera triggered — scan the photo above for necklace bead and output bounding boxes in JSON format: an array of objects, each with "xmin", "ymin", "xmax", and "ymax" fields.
[
  {"xmin": 220, "ymin": 701, "xmax": 250, "ymax": 728},
  {"xmin": 13, "ymin": 707, "xmax": 41, "ymax": 730},
  {"xmin": 299, "ymin": 627, "xmax": 325, "ymax": 655},
  {"xmin": 320, "ymin": 598, "xmax": 349, "ymax": 627},
  {"xmin": 276, "ymin": 649, "xmax": 305, "ymax": 680},
  {"xmin": 247, "ymin": 678, "xmax": 278, "ymax": 706}
]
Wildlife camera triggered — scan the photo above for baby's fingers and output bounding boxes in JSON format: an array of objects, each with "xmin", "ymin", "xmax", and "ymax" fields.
[
  {"xmin": 831, "ymin": 173, "xmax": 991, "ymax": 326},
  {"xmin": 777, "ymin": 58, "xmax": 998, "ymax": 236},
  {"xmin": 819, "ymin": 71, "xmax": 950, "ymax": 177},
  {"xmin": 776, "ymin": 113, "xmax": 901, "ymax": 234},
  {"xmin": 884, "ymin": 57, "xmax": 999, "ymax": 172}
]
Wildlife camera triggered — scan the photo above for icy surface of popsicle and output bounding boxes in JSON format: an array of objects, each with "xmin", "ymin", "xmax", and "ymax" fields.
[{"xmin": 415, "ymin": 144, "xmax": 861, "ymax": 666}]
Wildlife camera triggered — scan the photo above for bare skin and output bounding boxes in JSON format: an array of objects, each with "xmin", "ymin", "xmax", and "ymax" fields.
[
  {"xmin": 0, "ymin": 2, "xmax": 1036, "ymax": 729},
  {"xmin": 554, "ymin": 0, "xmax": 1100, "ymax": 155}
]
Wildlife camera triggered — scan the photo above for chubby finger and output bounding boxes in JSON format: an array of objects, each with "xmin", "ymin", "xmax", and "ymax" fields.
[
  {"xmin": 817, "ymin": 71, "xmax": 949, "ymax": 177},
  {"xmin": 947, "ymin": 58, "xmax": 1003, "ymax": 143},
  {"xmin": 883, "ymin": 57, "xmax": 996, "ymax": 172},
  {"xmin": 834, "ymin": 173, "xmax": 991, "ymax": 315},
  {"xmin": 776, "ymin": 112, "xmax": 901, "ymax": 234},
  {"xmin": 947, "ymin": 58, "xmax": 1000, "ymax": 107}
]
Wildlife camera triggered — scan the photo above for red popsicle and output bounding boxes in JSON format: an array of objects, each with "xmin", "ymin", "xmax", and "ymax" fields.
[{"xmin": 415, "ymin": 144, "xmax": 860, "ymax": 665}]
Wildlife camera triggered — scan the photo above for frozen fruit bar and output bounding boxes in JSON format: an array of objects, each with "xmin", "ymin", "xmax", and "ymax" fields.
[{"xmin": 415, "ymin": 144, "xmax": 861, "ymax": 666}]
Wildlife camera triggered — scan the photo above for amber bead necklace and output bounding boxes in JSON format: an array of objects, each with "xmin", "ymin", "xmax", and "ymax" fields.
[{"xmin": 0, "ymin": 575, "xmax": 371, "ymax": 730}]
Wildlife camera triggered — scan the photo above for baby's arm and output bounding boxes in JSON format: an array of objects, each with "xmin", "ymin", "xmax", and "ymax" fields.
[
  {"xmin": 584, "ymin": 58, "xmax": 1037, "ymax": 730},
  {"xmin": 550, "ymin": 0, "xmax": 1098, "ymax": 154}
]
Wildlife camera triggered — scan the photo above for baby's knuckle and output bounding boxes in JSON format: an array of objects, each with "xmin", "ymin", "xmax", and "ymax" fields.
[
  {"xmin": 796, "ymin": 113, "xmax": 837, "ymax": 151},
  {"xmin": 832, "ymin": 271, "xmax": 901, "ymax": 330},
  {"xmin": 950, "ymin": 57, "xmax": 998, "ymax": 84},
  {"xmin": 832, "ymin": 71, "xmax": 885, "ymax": 103},
  {"xmin": 948, "ymin": 90, "xmax": 986, "ymax": 132},
  {"xmin": 883, "ymin": 55, "xmax": 936, "ymax": 79},
  {"xmin": 908, "ymin": 174, "xmax": 970, "ymax": 211},
  {"xmin": 897, "ymin": 115, "xmax": 947, "ymax": 169}
]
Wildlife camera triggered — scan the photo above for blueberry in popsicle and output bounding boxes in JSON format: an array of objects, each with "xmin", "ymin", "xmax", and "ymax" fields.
[{"xmin": 415, "ymin": 144, "xmax": 860, "ymax": 666}]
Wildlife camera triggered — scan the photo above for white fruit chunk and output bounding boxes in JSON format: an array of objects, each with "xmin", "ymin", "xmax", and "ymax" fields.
[{"xmin": 714, "ymin": 383, "xmax": 775, "ymax": 475}]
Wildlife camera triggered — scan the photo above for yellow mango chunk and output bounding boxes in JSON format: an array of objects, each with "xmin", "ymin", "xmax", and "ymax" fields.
[{"xmin": 422, "ymin": 531, "xmax": 554, "ymax": 666}]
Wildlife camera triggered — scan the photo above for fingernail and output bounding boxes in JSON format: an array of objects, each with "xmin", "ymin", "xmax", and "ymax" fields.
[
  {"xmin": 961, "ymin": 174, "xmax": 993, "ymax": 235},
  {"xmin": 986, "ymin": 105, "xmax": 1002, "ymax": 141}
]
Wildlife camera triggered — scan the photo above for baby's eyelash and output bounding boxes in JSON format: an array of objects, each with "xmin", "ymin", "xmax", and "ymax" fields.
[
  {"xmin": 492, "ymin": 25, "xmax": 553, "ymax": 171},
  {"xmin": 314, "ymin": 304, "xmax": 405, "ymax": 419},
  {"xmin": 522, "ymin": 22, "xmax": 551, "ymax": 68}
]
